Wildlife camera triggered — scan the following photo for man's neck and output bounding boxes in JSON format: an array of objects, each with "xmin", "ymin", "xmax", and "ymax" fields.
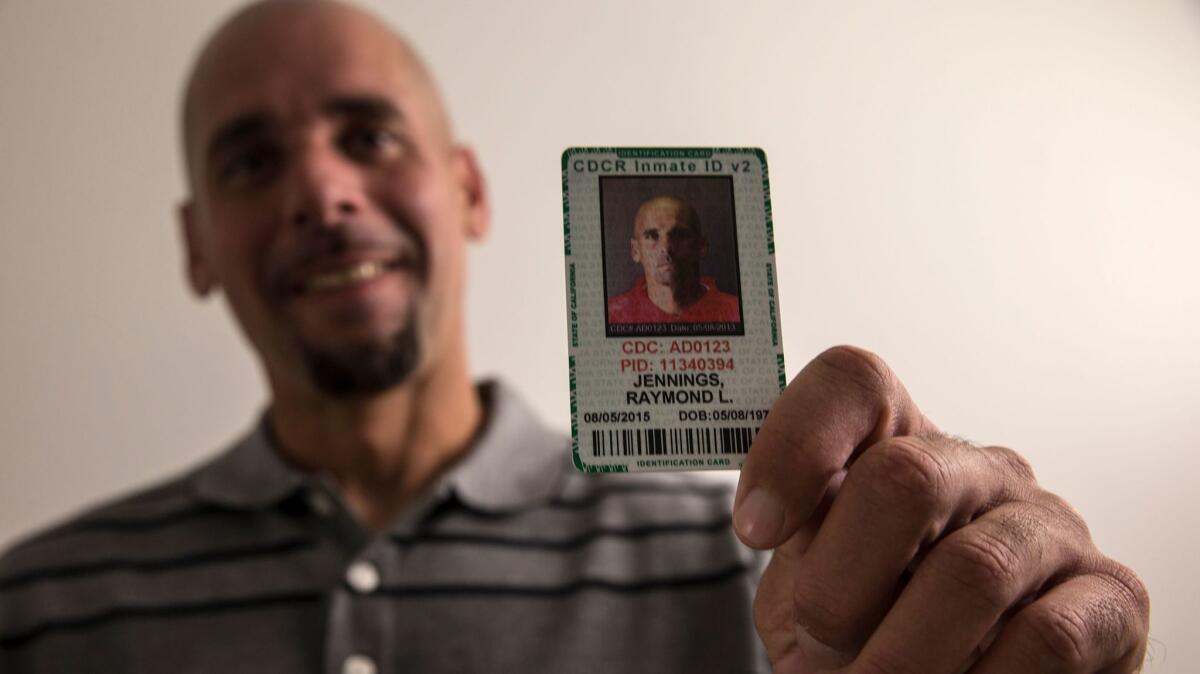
[
  {"xmin": 266, "ymin": 354, "xmax": 482, "ymax": 533},
  {"xmin": 646, "ymin": 275, "xmax": 705, "ymax": 315}
]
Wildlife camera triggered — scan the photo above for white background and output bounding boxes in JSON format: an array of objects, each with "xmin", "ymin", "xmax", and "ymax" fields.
[{"xmin": 1, "ymin": 0, "xmax": 1197, "ymax": 669}]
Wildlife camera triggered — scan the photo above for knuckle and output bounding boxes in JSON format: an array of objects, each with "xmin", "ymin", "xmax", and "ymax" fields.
[
  {"xmin": 748, "ymin": 419, "xmax": 844, "ymax": 490},
  {"xmin": 856, "ymin": 437, "xmax": 950, "ymax": 511},
  {"xmin": 751, "ymin": 601, "xmax": 786, "ymax": 645},
  {"xmin": 790, "ymin": 576, "xmax": 861, "ymax": 652},
  {"xmin": 1101, "ymin": 561, "xmax": 1152, "ymax": 628},
  {"xmin": 929, "ymin": 526, "xmax": 1023, "ymax": 611},
  {"xmin": 752, "ymin": 588, "xmax": 792, "ymax": 644},
  {"xmin": 1036, "ymin": 491, "xmax": 1093, "ymax": 541},
  {"xmin": 988, "ymin": 507, "xmax": 1049, "ymax": 556},
  {"xmin": 986, "ymin": 444, "xmax": 1037, "ymax": 483},
  {"xmin": 814, "ymin": 345, "xmax": 895, "ymax": 397},
  {"xmin": 1017, "ymin": 601, "xmax": 1092, "ymax": 669},
  {"xmin": 751, "ymin": 556, "xmax": 805, "ymax": 663}
]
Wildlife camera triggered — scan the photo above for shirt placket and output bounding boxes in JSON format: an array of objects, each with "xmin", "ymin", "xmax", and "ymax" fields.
[
  {"xmin": 315, "ymin": 482, "xmax": 454, "ymax": 674},
  {"xmin": 325, "ymin": 538, "xmax": 395, "ymax": 674},
  {"xmin": 306, "ymin": 482, "xmax": 396, "ymax": 674}
]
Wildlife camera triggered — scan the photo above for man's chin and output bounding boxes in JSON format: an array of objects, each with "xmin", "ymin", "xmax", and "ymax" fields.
[{"xmin": 297, "ymin": 324, "xmax": 421, "ymax": 399}]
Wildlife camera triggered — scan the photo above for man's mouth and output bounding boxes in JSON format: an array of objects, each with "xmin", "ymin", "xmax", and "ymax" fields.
[
  {"xmin": 301, "ymin": 261, "xmax": 389, "ymax": 294},
  {"xmin": 288, "ymin": 257, "xmax": 414, "ymax": 297}
]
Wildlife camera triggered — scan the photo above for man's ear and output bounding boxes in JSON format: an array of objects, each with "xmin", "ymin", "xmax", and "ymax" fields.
[
  {"xmin": 452, "ymin": 145, "xmax": 490, "ymax": 241},
  {"xmin": 629, "ymin": 237, "xmax": 641, "ymax": 264},
  {"xmin": 179, "ymin": 200, "xmax": 216, "ymax": 297}
]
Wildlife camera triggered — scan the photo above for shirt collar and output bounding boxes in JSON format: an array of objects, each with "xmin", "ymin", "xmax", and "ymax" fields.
[
  {"xmin": 189, "ymin": 412, "xmax": 307, "ymax": 510},
  {"xmin": 438, "ymin": 380, "xmax": 569, "ymax": 513},
  {"xmin": 189, "ymin": 380, "xmax": 568, "ymax": 513}
]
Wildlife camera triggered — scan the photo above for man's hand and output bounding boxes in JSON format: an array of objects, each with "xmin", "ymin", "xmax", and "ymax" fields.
[{"xmin": 734, "ymin": 346, "xmax": 1150, "ymax": 673}]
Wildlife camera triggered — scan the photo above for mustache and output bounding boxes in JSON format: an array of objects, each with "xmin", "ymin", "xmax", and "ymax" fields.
[{"xmin": 266, "ymin": 224, "xmax": 427, "ymax": 296}]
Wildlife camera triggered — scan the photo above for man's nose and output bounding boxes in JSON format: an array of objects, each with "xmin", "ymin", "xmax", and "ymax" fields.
[{"xmin": 283, "ymin": 144, "xmax": 365, "ymax": 229}]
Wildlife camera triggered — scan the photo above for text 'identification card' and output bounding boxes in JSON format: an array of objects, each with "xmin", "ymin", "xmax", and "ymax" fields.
[{"xmin": 563, "ymin": 147, "xmax": 786, "ymax": 473}]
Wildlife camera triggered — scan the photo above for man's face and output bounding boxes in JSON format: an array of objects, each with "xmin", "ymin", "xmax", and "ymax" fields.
[
  {"xmin": 180, "ymin": 4, "xmax": 487, "ymax": 398},
  {"xmin": 630, "ymin": 200, "xmax": 705, "ymax": 288}
]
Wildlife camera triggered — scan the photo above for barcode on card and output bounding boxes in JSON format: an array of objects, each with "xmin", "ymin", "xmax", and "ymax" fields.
[{"xmin": 591, "ymin": 427, "xmax": 758, "ymax": 457}]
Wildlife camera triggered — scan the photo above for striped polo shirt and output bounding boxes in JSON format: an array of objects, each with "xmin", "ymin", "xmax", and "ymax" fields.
[{"xmin": 0, "ymin": 382, "xmax": 767, "ymax": 673}]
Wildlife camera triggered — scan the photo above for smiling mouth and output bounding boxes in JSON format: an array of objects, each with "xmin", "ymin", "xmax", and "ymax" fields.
[
  {"xmin": 291, "ymin": 258, "xmax": 414, "ymax": 296},
  {"xmin": 303, "ymin": 261, "xmax": 387, "ymax": 293}
]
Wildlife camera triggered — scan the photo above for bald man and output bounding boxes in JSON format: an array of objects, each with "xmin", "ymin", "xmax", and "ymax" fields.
[
  {"xmin": 608, "ymin": 195, "xmax": 741, "ymax": 325},
  {"xmin": 0, "ymin": 1, "xmax": 1149, "ymax": 673}
]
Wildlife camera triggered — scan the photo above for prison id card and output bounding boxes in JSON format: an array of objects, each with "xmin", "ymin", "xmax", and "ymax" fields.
[{"xmin": 562, "ymin": 147, "xmax": 787, "ymax": 473}]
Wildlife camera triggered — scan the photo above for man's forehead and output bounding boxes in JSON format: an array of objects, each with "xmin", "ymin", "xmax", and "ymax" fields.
[
  {"xmin": 635, "ymin": 201, "xmax": 690, "ymax": 232},
  {"xmin": 190, "ymin": 55, "xmax": 409, "ymax": 138},
  {"xmin": 182, "ymin": 1, "xmax": 442, "ymax": 166}
]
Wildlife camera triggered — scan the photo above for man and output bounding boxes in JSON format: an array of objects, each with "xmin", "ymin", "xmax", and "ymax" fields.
[
  {"xmin": 0, "ymin": 1, "xmax": 1149, "ymax": 673},
  {"xmin": 608, "ymin": 195, "xmax": 741, "ymax": 325}
]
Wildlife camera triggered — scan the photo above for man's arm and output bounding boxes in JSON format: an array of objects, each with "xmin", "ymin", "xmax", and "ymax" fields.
[{"xmin": 734, "ymin": 345, "xmax": 1150, "ymax": 672}]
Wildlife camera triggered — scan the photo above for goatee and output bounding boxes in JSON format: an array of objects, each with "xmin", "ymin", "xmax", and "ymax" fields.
[{"xmin": 302, "ymin": 316, "xmax": 421, "ymax": 398}]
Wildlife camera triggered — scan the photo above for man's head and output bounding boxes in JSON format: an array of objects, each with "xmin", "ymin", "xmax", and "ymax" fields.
[
  {"xmin": 629, "ymin": 195, "xmax": 706, "ymax": 291},
  {"xmin": 179, "ymin": 0, "xmax": 489, "ymax": 399}
]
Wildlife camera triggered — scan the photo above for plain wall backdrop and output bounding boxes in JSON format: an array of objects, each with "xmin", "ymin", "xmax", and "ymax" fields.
[{"xmin": 1, "ymin": 0, "xmax": 1197, "ymax": 669}]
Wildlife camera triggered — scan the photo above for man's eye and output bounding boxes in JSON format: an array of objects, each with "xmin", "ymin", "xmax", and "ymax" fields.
[
  {"xmin": 342, "ymin": 126, "xmax": 401, "ymax": 160},
  {"xmin": 218, "ymin": 147, "xmax": 279, "ymax": 188}
]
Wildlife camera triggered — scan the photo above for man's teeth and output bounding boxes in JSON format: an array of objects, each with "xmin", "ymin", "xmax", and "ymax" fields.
[{"xmin": 303, "ymin": 261, "xmax": 388, "ymax": 293}]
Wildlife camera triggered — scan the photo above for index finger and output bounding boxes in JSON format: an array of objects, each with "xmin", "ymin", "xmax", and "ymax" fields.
[{"xmin": 733, "ymin": 345, "xmax": 936, "ymax": 549}]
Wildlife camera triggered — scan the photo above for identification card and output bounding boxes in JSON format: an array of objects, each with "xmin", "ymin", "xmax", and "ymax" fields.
[{"xmin": 562, "ymin": 147, "xmax": 787, "ymax": 472}]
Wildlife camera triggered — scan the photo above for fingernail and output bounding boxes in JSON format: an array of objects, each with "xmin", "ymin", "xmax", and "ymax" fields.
[{"xmin": 733, "ymin": 487, "xmax": 785, "ymax": 547}]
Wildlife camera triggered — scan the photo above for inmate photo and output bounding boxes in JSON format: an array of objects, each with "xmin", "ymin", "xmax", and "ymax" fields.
[{"xmin": 602, "ymin": 176, "xmax": 744, "ymax": 337}]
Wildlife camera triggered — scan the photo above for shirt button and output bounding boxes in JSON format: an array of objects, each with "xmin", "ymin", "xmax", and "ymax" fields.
[
  {"xmin": 342, "ymin": 654, "xmax": 377, "ymax": 674},
  {"xmin": 346, "ymin": 560, "xmax": 380, "ymax": 594},
  {"xmin": 307, "ymin": 489, "xmax": 336, "ymax": 518}
]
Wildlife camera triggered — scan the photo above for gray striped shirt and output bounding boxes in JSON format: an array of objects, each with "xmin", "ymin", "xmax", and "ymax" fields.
[{"xmin": 0, "ymin": 382, "xmax": 766, "ymax": 673}]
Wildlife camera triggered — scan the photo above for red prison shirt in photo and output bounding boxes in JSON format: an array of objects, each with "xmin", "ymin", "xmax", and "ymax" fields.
[{"xmin": 607, "ymin": 275, "xmax": 740, "ymax": 324}]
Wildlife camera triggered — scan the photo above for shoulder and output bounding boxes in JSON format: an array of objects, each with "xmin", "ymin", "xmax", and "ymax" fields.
[
  {"xmin": 709, "ymin": 286, "xmax": 741, "ymax": 319},
  {"xmin": 0, "ymin": 452, "xmax": 265, "ymax": 651},
  {"xmin": 701, "ymin": 277, "xmax": 738, "ymax": 306},
  {"xmin": 607, "ymin": 287, "xmax": 638, "ymax": 313},
  {"xmin": 0, "ymin": 468, "xmax": 204, "ymax": 577},
  {"xmin": 716, "ymin": 289, "xmax": 740, "ymax": 309},
  {"xmin": 609, "ymin": 275, "xmax": 648, "ymax": 307}
]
